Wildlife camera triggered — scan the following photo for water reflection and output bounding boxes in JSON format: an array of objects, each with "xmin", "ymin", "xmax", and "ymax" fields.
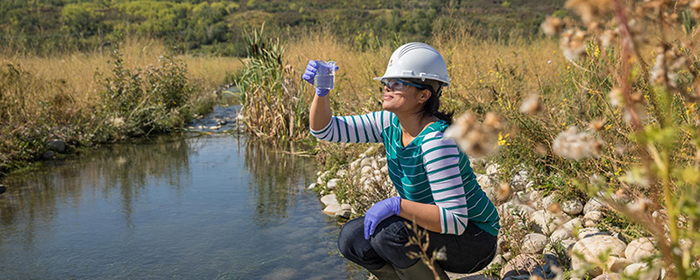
[
  {"xmin": 244, "ymin": 139, "xmax": 312, "ymax": 227},
  {"xmin": 0, "ymin": 135, "xmax": 363, "ymax": 279}
]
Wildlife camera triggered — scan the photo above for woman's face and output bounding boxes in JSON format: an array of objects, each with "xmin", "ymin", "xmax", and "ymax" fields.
[{"xmin": 381, "ymin": 79, "xmax": 430, "ymax": 115}]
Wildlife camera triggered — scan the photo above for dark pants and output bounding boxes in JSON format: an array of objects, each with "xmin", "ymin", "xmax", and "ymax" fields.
[{"xmin": 338, "ymin": 216, "xmax": 497, "ymax": 273}]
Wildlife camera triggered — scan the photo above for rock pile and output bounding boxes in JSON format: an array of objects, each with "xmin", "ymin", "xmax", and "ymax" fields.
[{"xmin": 310, "ymin": 149, "xmax": 664, "ymax": 280}]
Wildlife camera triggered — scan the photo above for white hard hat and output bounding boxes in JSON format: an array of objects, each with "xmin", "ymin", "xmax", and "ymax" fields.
[{"xmin": 373, "ymin": 42, "xmax": 450, "ymax": 86}]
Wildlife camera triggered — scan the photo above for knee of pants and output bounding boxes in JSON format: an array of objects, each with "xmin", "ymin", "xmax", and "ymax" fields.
[
  {"xmin": 368, "ymin": 217, "xmax": 417, "ymax": 269},
  {"xmin": 337, "ymin": 217, "xmax": 365, "ymax": 259}
]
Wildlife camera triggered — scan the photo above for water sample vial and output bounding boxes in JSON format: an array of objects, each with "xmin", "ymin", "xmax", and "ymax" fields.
[{"xmin": 314, "ymin": 60, "xmax": 336, "ymax": 90}]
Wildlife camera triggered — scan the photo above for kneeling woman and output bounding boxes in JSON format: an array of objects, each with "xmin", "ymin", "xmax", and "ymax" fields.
[{"xmin": 303, "ymin": 43, "xmax": 500, "ymax": 280}]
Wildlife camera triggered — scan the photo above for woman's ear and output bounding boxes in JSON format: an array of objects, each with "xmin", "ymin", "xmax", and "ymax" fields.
[{"xmin": 418, "ymin": 89, "xmax": 432, "ymax": 104}]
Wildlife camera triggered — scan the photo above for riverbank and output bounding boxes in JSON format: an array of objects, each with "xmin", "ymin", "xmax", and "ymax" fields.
[
  {"xmin": 0, "ymin": 38, "xmax": 243, "ymax": 180},
  {"xmin": 311, "ymin": 146, "xmax": 661, "ymax": 280}
]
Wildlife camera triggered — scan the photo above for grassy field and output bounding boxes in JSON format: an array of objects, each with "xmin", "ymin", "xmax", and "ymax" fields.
[{"xmin": 0, "ymin": 38, "xmax": 242, "ymax": 174}]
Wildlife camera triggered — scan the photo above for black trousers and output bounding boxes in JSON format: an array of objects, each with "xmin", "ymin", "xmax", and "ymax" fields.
[{"xmin": 337, "ymin": 215, "xmax": 497, "ymax": 273}]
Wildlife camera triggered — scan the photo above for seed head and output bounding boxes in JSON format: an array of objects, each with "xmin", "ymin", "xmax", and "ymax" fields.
[
  {"xmin": 541, "ymin": 16, "xmax": 564, "ymax": 37},
  {"xmin": 552, "ymin": 126, "xmax": 602, "ymax": 159},
  {"xmin": 561, "ymin": 29, "xmax": 587, "ymax": 61},
  {"xmin": 497, "ymin": 183, "xmax": 512, "ymax": 201},
  {"xmin": 520, "ymin": 94, "xmax": 544, "ymax": 115},
  {"xmin": 565, "ymin": 0, "xmax": 612, "ymax": 25},
  {"xmin": 444, "ymin": 112, "xmax": 503, "ymax": 158},
  {"xmin": 692, "ymin": 0, "xmax": 700, "ymax": 18},
  {"xmin": 608, "ymin": 87, "xmax": 623, "ymax": 107},
  {"xmin": 589, "ymin": 119, "xmax": 605, "ymax": 131}
]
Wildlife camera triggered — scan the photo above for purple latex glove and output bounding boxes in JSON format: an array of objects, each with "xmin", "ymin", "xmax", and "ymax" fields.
[
  {"xmin": 364, "ymin": 196, "xmax": 401, "ymax": 239},
  {"xmin": 301, "ymin": 60, "xmax": 339, "ymax": 97}
]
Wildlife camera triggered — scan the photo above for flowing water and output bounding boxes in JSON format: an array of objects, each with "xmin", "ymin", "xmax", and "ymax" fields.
[{"xmin": 0, "ymin": 113, "xmax": 366, "ymax": 279}]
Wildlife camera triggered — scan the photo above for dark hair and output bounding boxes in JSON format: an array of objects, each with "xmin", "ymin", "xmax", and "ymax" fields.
[{"xmin": 406, "ymin": 78, "xmax": 453, "ymax": 125}]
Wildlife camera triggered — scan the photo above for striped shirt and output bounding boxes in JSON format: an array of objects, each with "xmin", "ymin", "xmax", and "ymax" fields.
[{"xmin": 310, "ymin": 111, "xmax": 500, "ymax": 236}]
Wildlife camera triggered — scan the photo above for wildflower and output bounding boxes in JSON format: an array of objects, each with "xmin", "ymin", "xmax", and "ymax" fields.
[
  {"xmin": 561, "ymin": 29, "xmax": 587, "ymax": 61},
  {"xmin": 608, "ymin": 87, "xmax": 623, "ymax": 107},
  {"xmin": 564, "ymin": 0, "xmax": 612, "ymax": 25},
  {"xmin": 520, "ymin": 94, "xmax": 543, "ymax": 115},
  {"xmin": 541, "ymin": 16, "xmax": 564, "ymax": 37},
  {"xmin": 552, "ymin": 126, "xmax": 602, "ymax": 159},
  {"xmin": 444, "ymin": 112, "xmax": 502, "ymax": 158}
]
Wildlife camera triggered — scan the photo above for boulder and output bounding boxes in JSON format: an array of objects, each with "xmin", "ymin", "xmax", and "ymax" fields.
[
  {"xmin": 477, "ymin": 174, "xmax": 493, "ymax": 188},
  {"xmin": 320, "ymin": 194, "xmax": 339, "ymax": 206},
  {"xmin": 550, "ymin": 229, "xmax": 571, "ymax": 243},
  {"xmin": 623, "ymin": 262, "xmax": 661, "ymax": 280},
  {"xmin": 562, "ymin": 199, "xmax": 584, "ymax": 215},
  {"xmin": 486, "ymin": 163, "xmax": 500, "ymax": 176},
  {"xmin": 605, "ymin": 256, "xmax": 633, "ymax": 274},
  {"xmin": 592, "ymin": 273, "xmax": 622, "ymax": 280},
  {"xmin": 510, "ymin": 170, "xmax": 532, "ymax": 191},
  {"xmin": 625, "ymin": 237, "xmax": 657, "ymax": 263},
  {"xmin": 323, "ymin": 204, "xmax": 341, "ymax": 215},
  {"xmin": 584, "ymin": 197, "xmax": 607, "ymax": 214},
  {"xmin": 326, "ymin": 179, "xmax": 340, "ymax": 190},
  {"xmin": 562, "ymin": 218, "xmax": 582, "ymax": 233},
  {"xmin": 530, "ymin": 210, "xmax": 570, "ymax": 235},
  {"xmin": 500, "ymin": 254, "xmax": 541, "ymax": 279},
  {"xmin": 522, "ymin": 233, "xmax": 549, "ymax": 254},
  {"xmin": 571, "ymin": 235, "xmax": 627, "ymax": 276},
  {"xmin": 583, "ymin": 210, "xmax": 604, "ymax": 227},
  {"xmin": 541, "ymin": 194, "xmax": 558, "ymax": 211},
  {"xmin": 48, "ymin": 139, "xmax": 66, "ymax": 153}
]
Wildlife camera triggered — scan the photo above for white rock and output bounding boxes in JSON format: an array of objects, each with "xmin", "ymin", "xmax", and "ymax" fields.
[
  {"xmin": 584, "ymin": 197, "xmax": 607, "ymax": 214},
  {"xmin": 563, "ymin": 218, "xmax": 582, "ymax": 233},
  {"xmin": 592, "ymin": 273, "xmax": 622, "ymax": 280},
  {"xmin": 373, "ymin": 170, "xmax": 381, "ymax": 175},
  {"xmin": 335, "ymin": 207, "xmax": 351, "ymax": 219},
  {"xmin": 320, "ymin": 194, "xmax": 338, "ymax": 206},
  {"xmin": 307, "ymin": 183, "xmax": 317, "ymax": 190},
  {"xmin": 522, "ymin": 233, "xmax": 549, "ymax": 254},
  {"xmin": 606, "ymin": 257, "xmax": 632, "ymax": 274},
  {"xmin": 510, "ymin": 170, "xmax": 530, "ymax": 191},
  {"xmin": 326, "ymin": 179, "xmax": 340, "ymax": 190},
  {"xmin": 625, "ymin": 237, "xmax": 657, "ymax": 263},
  {"xmin": 562, "ymin": 199, "xmax": 584, "ymax": 215},
  {"xmin": 360, "ymin": 157, "xmax": 372, "ymax": 167},
  {"xmin": 477, "ymin": 174, "xmax": 492, "ymax": 188},
  {"xmin": 360, "ymin": 166, "xmax": 373, "ymax": 176},
  {"xmin": 623, "ymin": 262, "xmax": 661, "ymax": 280},
  {"xmin": 584, "ymin": 211, "xmax": 604, "ymax": 227},
  {"xmin": 486, "ymin": 163, "xmax": 500, "ymax": 175},
  {"xmin": 542, "ymin": 194, "xmax": 558, "ymax": 210},
  {"xmin": 577, "ymin": 227, "xmax": 606, "ymax": 239},
  {"xmin": 380, "ymin": 166, "xmax": 388, "ymax": 173},
  {"xmin": 571, "ymin": 235, "xmax": 627, "ymax": 276},
  {"xmin": 341, "ymin": 204, "xmax": 352, "ymax": 211},
  {"xmin": 336, "ymin": 169, "xmax": 348, "ymax": 177},
  {"xmin": 349, "ymin": 158, "xmax": 362, "ymax": 171},
  {"xmin": 323, "ymin": 204, "xmax": 341, "ymax": 215},
  {"xmin": 529, "ymin": 191, "xmax": 543, "ymax": 204},
  {"xmin": 550, "ymin": 229, "xmax": 571, "ymax": 243},
  {"xmin": 530, "ymin": 210, "xmax": 571, "ymax": 235}
]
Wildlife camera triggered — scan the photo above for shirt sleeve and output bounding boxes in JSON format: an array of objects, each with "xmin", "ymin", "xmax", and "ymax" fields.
[
  {"xmin": 310, "ymin": 111, "xmax": 392, "ymax": 143},
  {"xmin": 421, "ymin": 132, "xmax": 469, "ymax": 235}
]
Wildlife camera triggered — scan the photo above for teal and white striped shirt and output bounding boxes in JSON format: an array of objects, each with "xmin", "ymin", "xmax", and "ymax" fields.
[{"xmin": 311, "ymin": 111, "xmax": 500, "ymax": 236}]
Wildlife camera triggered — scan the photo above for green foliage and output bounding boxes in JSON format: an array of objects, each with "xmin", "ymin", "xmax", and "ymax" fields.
[
  {"xmin": 237, "ymin": 25, "xmax": 308, "ymax": 142},
  {"xmin": 98, "ymin": 46, "xmax": 197, "ymax": 137},
  {"xmin": 0, "ymin": 0, "xmax": 567, "ymax": 56}
]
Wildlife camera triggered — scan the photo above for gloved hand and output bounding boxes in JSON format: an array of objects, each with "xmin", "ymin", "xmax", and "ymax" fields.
[
  {"xmin": 364, "ymin": 196, "xmax": 401, "ymax": 239},
  {"xmin": 301, "ymin": 60, "xmax": 339, "ymax": 97}
]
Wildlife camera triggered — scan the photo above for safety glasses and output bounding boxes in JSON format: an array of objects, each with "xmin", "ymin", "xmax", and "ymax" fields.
[{"xmin": 380, "ymin": 78, "xmax": 425, "ymax": 92}]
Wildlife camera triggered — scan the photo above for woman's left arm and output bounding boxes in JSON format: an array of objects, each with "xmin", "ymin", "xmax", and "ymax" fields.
[{"xmin": 399, "ymin": 133, "xmax": 469, "ymax": 235}]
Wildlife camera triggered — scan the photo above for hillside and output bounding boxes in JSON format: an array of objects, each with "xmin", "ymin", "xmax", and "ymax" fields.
[{"xmin": 0, "ymin": 0, "xmax": 567, "ymax": 56}]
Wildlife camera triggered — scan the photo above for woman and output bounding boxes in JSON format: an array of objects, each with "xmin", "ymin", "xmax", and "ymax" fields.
[{"xmin": 302, "ymin": 43, "xmax": 499, "ymax": 280}]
